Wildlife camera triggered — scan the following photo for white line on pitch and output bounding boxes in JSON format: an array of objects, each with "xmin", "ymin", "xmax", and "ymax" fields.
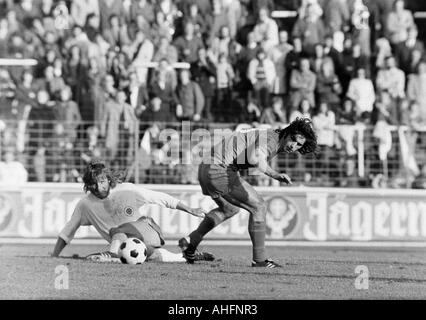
[{"xmin": 0, "ymin": 238, "xmax": 425, "ymax": 248}]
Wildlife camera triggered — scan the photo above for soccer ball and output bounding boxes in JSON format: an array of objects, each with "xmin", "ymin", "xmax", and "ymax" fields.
[{"xmin": 119, "ymin": 238, "xmax": 148, "ymax": 265}]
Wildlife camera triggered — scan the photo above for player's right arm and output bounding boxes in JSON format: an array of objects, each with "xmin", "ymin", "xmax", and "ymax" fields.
[{"xmin": 51, "ymin": 201, "xmax": 84, "ymax": 257}]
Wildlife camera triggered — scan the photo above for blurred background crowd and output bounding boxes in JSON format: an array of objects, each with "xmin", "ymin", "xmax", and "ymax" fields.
[{"xmin": 0, "ymin": 0, "xmax": 426, "ymax": 189}]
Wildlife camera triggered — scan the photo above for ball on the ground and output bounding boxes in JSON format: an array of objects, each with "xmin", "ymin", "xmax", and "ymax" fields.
[{"xmin": 119, "ymin": 238, "xmax": 148, "ymax": 265}]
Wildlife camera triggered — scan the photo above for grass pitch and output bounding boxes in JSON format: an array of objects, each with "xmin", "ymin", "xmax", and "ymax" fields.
[{"xmin": 1, "ymin": 242, "xmax": 425, "ymax": 300}]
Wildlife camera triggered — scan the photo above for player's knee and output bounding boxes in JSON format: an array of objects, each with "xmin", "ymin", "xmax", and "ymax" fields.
[
  {"xmin": 250, "ymin": 200, "xmax": 267, "ymax": 222},
  {"xmin": 109, "ymin": 227, "xmax": 122, "ymax": 238},
  {"xmin": 223, "ymin": 204, "xmax": 240, "ymax": 219}
]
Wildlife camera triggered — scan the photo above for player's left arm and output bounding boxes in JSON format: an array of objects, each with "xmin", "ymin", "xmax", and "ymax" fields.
[
  {"xmin": 248, "ymin": 148, "xmax": 292, "ymax": 185},
  {"xmin": 136, "ymin": 187, "xmax": 206, "ymax": 218}
]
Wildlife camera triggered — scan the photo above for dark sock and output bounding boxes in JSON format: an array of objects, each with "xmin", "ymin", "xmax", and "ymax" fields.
[
  {"xmin": 188, "ymin": 209, "xmax": 225, "ymax": 250},
  {"xmin": 249, "ymin": 221, "xmax": 266, "ymax": 263}
]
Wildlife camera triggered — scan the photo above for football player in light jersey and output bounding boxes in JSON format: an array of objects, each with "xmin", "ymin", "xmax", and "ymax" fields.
[{"xmin": 52, "ymin": 161, "xmax": 214, "ymax": 263}]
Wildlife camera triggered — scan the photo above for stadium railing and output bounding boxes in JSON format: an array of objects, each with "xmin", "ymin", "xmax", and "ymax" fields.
[{"xmin": 0, "ymin": 119, "xmax": 425, "ymax": 188}]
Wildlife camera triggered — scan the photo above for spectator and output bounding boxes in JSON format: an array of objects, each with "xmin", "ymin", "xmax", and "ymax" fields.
[
  {"xmin": 407, "ymin": 61, "xmax": 426, "ymax": 123},
  {"xmin": 0, "ymin": 0, "xmax": 12, "ymax": 18},
  {"xmin": 27, "ymin": 90, "xmax": 56, "ymax": 146},
  {"xmin": 335, "ymin": 98, "xmax": 358, "ymax": 187},
  {"xmin": 98, "ymin": 0, "xmax": 125, "ymax": 32},
  {"xmin": 297, "ymin": 0, "xmax": 323, "ymax": 20},
  {"xmin": 289, "ymin": 57, "xmax": 316, "ymax": 110},
  {"xmin": 323, "ymin": 35, "xmax": 343, "ymax": 73},
  {"xmin": 127, "ymin": 12, "xmax": 151, "ymax": 41},
  {"xmin": 153, "ymin": 36, "xmax": 178, "ymax": 65},
  {"xmin": 116, "ymin": 90, "xmax": 138, "ymax": 167},
  {"xmin": 252, "ymin": 7, "xmax": 279, "ymax": 51},
  {"xmin": 85, "ymin": 57, "xmax": 105, "ymax": 123},
  {"xmin": 346, "ymin": 67, "xmax": 376, "ymax": 122},
  {"xmin": 248, "ymin": 48, "xmax": 276, "ymax": 112},
  {"xmin": 32, "ymin": 145, "xmax": 46, "ymax": 182},
  {"xmin": 323, "ymin": 0, "xmax": 350, "ymax": 34},
  {"xmin": 340, "ymin": 41, "xmax": 370, "ymax": 93},
  {"xmin": 70, "ymin": 0, "xmax": 100, "ymax": 27},
  {"xmin": 43, "ymin": 65, "xmax": 66, "ymax": 99},
  {"xmin": 0, "ymin": 17, "xmax": 10, "ymax": 57},
  {"xmin": 14, "ymin": 69, "xmax": 39, "ymax": 106},
  {"xmin": 374, "ymin": 37, "xmax": 392, "ymax": 74},
  {"xmin": 6, "ymin": 9, "xmax": 20, "ymax": 35},
  {"xmin": 289, "ymin": 98, "xmax": 313, "ymax": 123},
  {"xmin": 375, "ymin": 0, "xmax": 394, "ymax": 34},
  {"xmin": 176, "ymin": 69, "xmax": 204, "ymax": 122},
  {"xmin": 63, "ymin": 25, "xmax": 90, "ymax": 56},
  {"xmin": 150, "ymin": 9, "xmax": 175, "ymax": 45},
  {"xmin": 312, "ymin": 101, "xmax": 336, "ymax": 182},
  {"xmin": 63, "ymin": 45, "xmax": 86, "ymax": 106},
  {"xmin": 316, "ymin": 57, "xmax": 342, "ymax": 111},
  {"xmin": 102, "ymin": 14, "xmax": 130, "ymax": 50},
  {"xmin": 215, "ymin": 53, "xmax": 235, "ymax": 122},
  {"xmin": 109, "ymin": 53, "xmax": 130, "ymax": 90},
  {"xmin": 129, "ymin": 0, "xmax": 155, "ymax": 26},
  {"xmin": 350, "ymin": 0, "xmax": 372, "ymax": 57},
  {"xmin": 376, "ymin": 56, "xmax": 406, "ymax": 100},
  {"xmin": 0, "ymin": 150, "xmax": 28, "ymax": 185},
  {"xmin": 146, "ymin": 69, "xmax": 178, "ymax": 123},
  {"xmin": 173, "ymin": 22, "xmax": 204, "ymax": 64},
  {"xmin": 406, "ymin": 48, "xmax": 424, "ymax": 76},
  {"xmin": 412, "ymin": 165, "xmax": 426, "ymax": 189},
  {"xmin": 126, "ymin": 71, "xmax": 149, "ymax": 115},
  {"xmin": 337, "ymin": 98, "xmax": 359, "ymax": 124},
  {"xmin": 84, "ymin": 12, "xmax": 101, "ymax": 41},
  {"xmin": 372, "ymin": 91, "xmax": 399, "ymax": 126},
  {"xmin": 386, "ymin": 0, "xmax": 415, "ymax": 45},
  {"xmin": 394, "ymin": 26, "xmax": 425, "ymax": 75},
  {"xmin": 268, "ymin": 30, "xmax": 293, "ymax": 97},
  {"xmin": 87, "ymin": 33, "xmax": 110, "ymax": 71},
  {"xmin": 284, "ymin": 37, "xmax": 304, "ymax": 87},
  {"xmin": 13, "ymin": 0, "xmax": 41, "ymax": 25},
  {"xmin": 222, "ymin": 0, "xmax": 242, "ymax": 40},
  {"xmin": 54, "ymin": 86, "xmax": 82, "ymax": 143},
  {"xmin": 235, "ymin": 32, "xmax": 259, "ymax": 91},
  {"xmin": 292, "ymin": 3, "xmax": 326, "ymax": 55},
  {"xmin": 191, "ymin": 47, "xmax": 217, "ymax": 121},
  {"xmin": 155, "ymin": 0, "xmax": 180, "ymax": 27},
  {"xmin": 211, "ymin": 25, "xmax": 239, "ymax": 64},
  {"xmin": 7, "ymin": 33, "xmax": 27, "ymax": 59},
  {"xmin": 180, "ymin": 2, "xmax": 210, "ymax": 41},
  {"xmin": 128, "ymin": 30, "xmax": 154, "ymax": 86},
  {"xmin": 100, "ymin": 90, "xmax": 124, "ymax": 162},
  {"xmin": 311, "ymin": 43, "xmax": 328, "ymax": 74},
  {"xmin": 260, "ymin": 96, "xmax": 287, "ymax": 126}
]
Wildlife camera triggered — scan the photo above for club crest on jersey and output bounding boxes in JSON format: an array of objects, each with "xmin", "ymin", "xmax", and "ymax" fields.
[
  {"xmin": 265, "ymin": 196, "xmax": 298, "ymax": 239},
  {"xmin": 0, "ymin": 194, "xmax": 15, "ymax": 233},
  {"xmin": 124, "ymin": 207, "xmax": 134, "ymax": 217}
]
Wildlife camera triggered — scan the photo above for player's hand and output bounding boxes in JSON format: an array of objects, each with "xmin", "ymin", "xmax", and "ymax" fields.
[
  {"xmin": 188, "ymin": 208, "xmax": 206, "ymax": 218},
  {"xmin": 275, "ymin": 173, "xmax": 292, "ymax": 185}
]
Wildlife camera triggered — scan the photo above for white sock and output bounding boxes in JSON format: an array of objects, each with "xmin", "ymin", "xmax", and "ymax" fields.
[
  {"xmin": 148, "ymin": 248, "xmax": 186, "ymax": 263},
  {"xmin": 109, "ymin": 233, "xmax": 128, "ymax": 254}
]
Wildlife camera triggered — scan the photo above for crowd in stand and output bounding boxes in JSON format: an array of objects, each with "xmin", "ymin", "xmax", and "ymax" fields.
[{"xmin": 0, "ymin": 0, "xmax": 425, "ymax": 187}]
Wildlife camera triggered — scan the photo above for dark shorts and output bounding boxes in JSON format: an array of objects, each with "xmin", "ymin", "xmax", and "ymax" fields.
[{"xmin": 198, "ymin": 163, "xmax": 240, "ymax": 199}]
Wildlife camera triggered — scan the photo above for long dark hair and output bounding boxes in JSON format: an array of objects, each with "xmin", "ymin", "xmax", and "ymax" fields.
[
  {"xmin": 82, "ymin": 161, "xmax": 124, "ymax": 193},
  {"xmin": 276, "ymin": 118, "xmax": 318, "ymax": 155}
]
